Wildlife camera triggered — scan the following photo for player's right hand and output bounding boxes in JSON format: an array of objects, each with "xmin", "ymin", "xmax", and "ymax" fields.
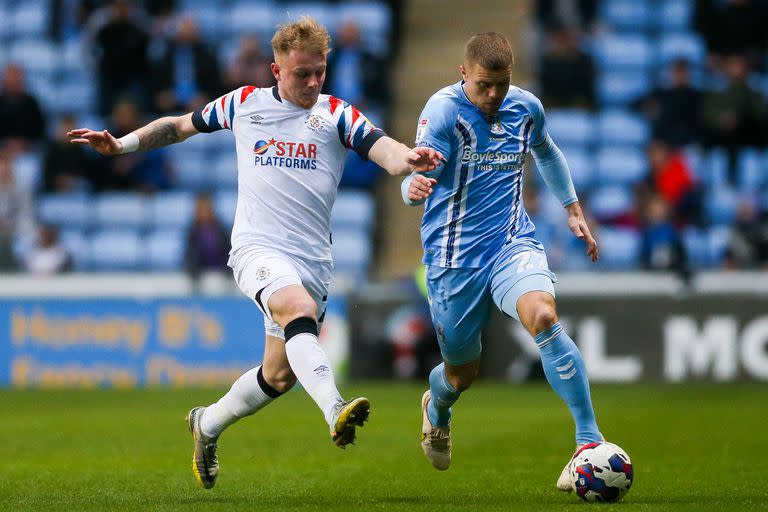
[
  {"xmin": 408, "ymin": 175, "xmax": 437, "ymax": 202},
  {"xmin": 67, "ymin": 128, "xmax": 123, "ymax": 156}
]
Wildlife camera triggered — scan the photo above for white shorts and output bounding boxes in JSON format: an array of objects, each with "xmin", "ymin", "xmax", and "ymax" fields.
[{"xmin": 232, "ymin": 248, "xmax": 332, "ymax": 339}]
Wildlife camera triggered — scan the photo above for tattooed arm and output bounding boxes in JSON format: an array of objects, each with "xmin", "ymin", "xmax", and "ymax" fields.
[{"xmin": 67, "ymin": 113, "xmax": 198, "ymax": 155}]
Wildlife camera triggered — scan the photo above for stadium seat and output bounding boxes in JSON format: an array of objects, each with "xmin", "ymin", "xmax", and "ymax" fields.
[
  {"xmin": 737, "ymin": 148, "xmax": 765, "ymax": 191},
  {"xmin": 544, "ymin": 109, "xmax": 595, "ymax": 147},
  {"xmin": 228, "ymin": 2, "xmax": 277, "ymax": 40},
  {"xmin": 588, "ymin": 185, "xmax": 634, "ymax": 221},
  {"xmin": 178, "ymin": 0, "xmax": 225, "ymax": 41},
  {"xmin": 332, "ymin": 191, "xmax": 375, "ymax": 231},
  {"xmin": 698, "ymin": 148, "xmax": 729, "ymax": 188},
  {"xmin": 682, "ymin": 227, "xmax": 709, "ymax": 268},
  {"xmin": 704, "ymin": 188, "xmax": 739, "ymax": 225},
  {"xmin": 213, "ymin": 189, "xmax": 238, "ymax": 228},
  {"xmin": 150, "ymin": 192, "xmax": 195, "ymax": 229},
  {"xmin": 558, "ymin": 148, "xmax": 594, "ymax": 191},
  {"xmin": 707, "ymin": 225, "xmax": 732, "ymax": 267},
  {"xmin": 657, "ymin": 32, "xmax": 706, "ymax": 67},
  {"xmin": 8, "ymin": 0, "xmax": 50, "ymax": 39},
  {"xmin": 52, "ymin": 77, "xmax": 95, "ymax": 115},
  {"xmin": 89, "ymin": 229, "xmax": 143, "ymax": 270},
  {"xmin": 596, "ymin": 227, "xmax": 641, "ymax": 269},
  {"xmin": 331, "ymin": 228, "xmax": 371, "ymax": 278},
  {"xmin": 170, "ymin": 149, "xmax": 210, "ymax": 189},
  {"xmin": 145, "ymin": 229, "xmax": 185, "ymax": 270},
  {"xmin": 60, "ymin": 38, "xmax": 88, "ymax": 75},
  {"xmin": 59, "ymin": 228, "xmax": 89, "ymax": 270},
  {"xmin": 600, "ymin": 0, "xmax": 651, "ymax": 32},
  {"xmin": 12, "ymin": 152, "xmax": 42, "ymax": 191},
  {"xmin": 597, "ymin": 71, "xmax": 651, "ymax": 106},
  {"xmin": 592, "ymin": 34, "xmax": 654, "ymax": 70},
  {"xmin": 338, "ymin": 1, "xmax": 392, "ymax": 56},
  {"xmin": 597, "ymin": 110, "xmax": 650, "ymax": 146},
  {"xmin": 94, "ymin": 193, "xmax": 149, "ymax": 229},
  {"xmin": 658, "ymin": 0, "xmax": 694, "ymax": 32},
  {"xmin": 280, "ymin": 3, "xmax": 339, "ymax": 36},
  {"xmin": 7, "ymin": 39, "xmax": 57, "ymax": 76},
  {"xmin": 38, "ymin": 194, "xmax": 91, "ymax": 229},
  {"xmin": 596, "ymin": 147, "xmax": 647, "ymax": 185},
  {"xmin": 213, "ymin": 153, "xmax": 239, "ymax": 188}
]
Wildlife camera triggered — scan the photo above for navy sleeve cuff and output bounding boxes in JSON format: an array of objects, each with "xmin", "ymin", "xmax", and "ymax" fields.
[{"xmin": 191, "ymin": 107, "xmax": 217, "ymax": 133}]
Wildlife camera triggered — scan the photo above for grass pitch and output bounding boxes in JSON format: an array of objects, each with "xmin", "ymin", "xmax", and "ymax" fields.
[{"xmin": 1, "ymin": 382, "xmax": 766, "ymax": 511}]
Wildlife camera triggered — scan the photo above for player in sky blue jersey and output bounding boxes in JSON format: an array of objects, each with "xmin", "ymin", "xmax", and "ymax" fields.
[{"xmin": 402, "ymin": 32, "xmax": 604, "ymax": 491}]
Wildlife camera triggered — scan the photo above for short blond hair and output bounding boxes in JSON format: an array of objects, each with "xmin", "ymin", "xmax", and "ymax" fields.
[
  {"xmin": 464, "ymin": 32, "xmax": 514, "ymax": 70},
  {"xmin": 271, "ymin": 16, "xmax": 331, "ymax": 57}
]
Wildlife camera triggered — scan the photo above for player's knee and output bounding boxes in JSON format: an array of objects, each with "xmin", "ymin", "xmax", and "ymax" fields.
[
  {"xmin": 277, "ymin": 299, "xmax": 317, "ymax": 327},
  {"xmin": 530, "ymin": 305, "xmax": 558, "ymax": 334},
  {"xmin": 263, "ymin": 365, "xmax": 297, "ymax": 393},
  {"xmin": 446, "ymin": 367, "xmax": 478, "ymax": 392}
]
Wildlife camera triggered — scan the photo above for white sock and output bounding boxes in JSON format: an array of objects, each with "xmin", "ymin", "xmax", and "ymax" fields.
[
  {"xmin": 285, "ymin": 332, "xmax": 343, "ymax": 428},
  {"xmin": 200, "ymin": 366, "xmax": 278, "ymax": 438}
]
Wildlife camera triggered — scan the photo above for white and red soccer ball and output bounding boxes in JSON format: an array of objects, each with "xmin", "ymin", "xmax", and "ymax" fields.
[{"xmin": 569, "ymin": 441, "xmax": 634, "ymax": 503}]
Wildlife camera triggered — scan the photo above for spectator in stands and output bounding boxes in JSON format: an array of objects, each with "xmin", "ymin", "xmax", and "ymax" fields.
[
  {"xmin": 97, "ymin": 100, "xmax": 172, "ymax": 191},
  {"xmin": 0, "ymin": 151, "xmax": 35, "ymax": 271},
  {"xmin": 700, "ymin": 0, "xmax": 768, "ymax": 71},
  {"xmin": 724, "ymin": 200, "xmax": 768, "ymax": 269},
  {"xmin": 184, "ymin": 193, "xmax": 230, "ymax": 278},
  {"xmin": 0, "ymin": 65, "xmax": 46, "ymax": 151},
  {"xmin": 43, "ymin": 115, "xmax": 101, "ymax": 192},
  {"xmin": 636, "ymin": 59, "xmax": 701, "ymax": 148},
  {"xmin": 536, "ymin": 0, "xmax": 597, "ymax": 32},
  {"xmin": 23, "ymin": 225, "xmax": 73, "ymax": 275},
  {"xmin": 91, "ymin": 0, "xmax": 151, "ymax": 115},
  {"xmin": 701, "ymin": 54, "xmax": 767, "ymax": 172},
  {"xmin": 151, "ymin": 16, "xmax": 223, "ymax": 114},
  {"xmin": 639, "ymin": 194, "xmax": 689, "ymax": 279},
  {"xmin": 538, "ymin": 23, "xmax": 595, "ymax": 109},
  {"xmin": 225, "ymin": 36, "xmax": 276, "ymax": 90},
  {"xmin": 641, "ymin": 139, "xmax": 702, "ymax": 226},
  {"xmin": 325, "ymin": 21, "xmax": 389, "ymax": 112}
]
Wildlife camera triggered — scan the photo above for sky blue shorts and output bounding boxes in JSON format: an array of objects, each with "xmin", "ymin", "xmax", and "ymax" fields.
[{"xmin": 426, "ymin": 237, "xmax": 557, "ymax": 365}]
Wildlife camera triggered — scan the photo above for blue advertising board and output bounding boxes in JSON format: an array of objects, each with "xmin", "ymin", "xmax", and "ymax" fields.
[{"xmin": 0, "ymin": 297, "xmax": 347, "ymax": 388}]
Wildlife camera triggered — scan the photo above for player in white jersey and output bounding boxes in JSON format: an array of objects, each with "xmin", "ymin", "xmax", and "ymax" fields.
[{"xmin": 69, "ymin": 17, "xmax": 443, "ymax": 489}]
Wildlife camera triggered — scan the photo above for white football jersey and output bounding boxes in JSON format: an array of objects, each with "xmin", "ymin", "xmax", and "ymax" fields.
[{"xmin": 192, "ymin": 86, "xmax": 383, "ymax": 268}]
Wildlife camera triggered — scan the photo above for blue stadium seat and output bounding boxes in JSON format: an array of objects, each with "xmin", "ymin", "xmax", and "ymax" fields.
[
  {"xmin": 8, "ymin": 0, "xmax": 50, "ymax": 39},
  {"xmin": 737, "ymin": 148, "xmax": 765, "ymax": 191},
  {"xmin": 145, "ymin": 229, "xmax": 185, "ymax": 270},
  {"xmin": 89, "ymin": 229, "xmax": 143, "ymax": 270},
  {"xmin": 682, "ymin": 227, "xmax": 709, "ymax": 268},
  {"xmin": 59, "ymin": 228, "xmax": 89, "ymax": 270},
  {"xmin": 331, "ymin": 228, "xmax": 371, "ymax": 278},
  {"xmin": 658, "ymin": 0, "xmax": 694, "ymax": 32},
  {"xmin": 0, "ymin": 3, "xmax": 9, "ymax": 42},
  {"xmin": 600, "ymin": 0, "xmax": 651, "ymax": 31},
  {"xmin": 657, "ymin": 32, "xmax": 706, "ymax": 67},
  {"xmin": 558, "ymin": 147, "xmax": 594, "ymax": 191},
  {"xmin": 38, "ymin": 194, "xmax": 91, "ymax": 229},
  {"xmin": 12, "ymin": 152, "xmax": 42, "ymax": 191},
  {"xmin": 338, "ymin": 1, "xmax": 391, "ymax": 56},
  {"xmin": 280, "ymin": 3, "xmax": 339, "ymax": 36},
  {"xmin": 597, "ymin": 71, "xmax": 651, "ymax": 106},
  {"xmin": 332, "ymin": 191, "xmax": 375, "ymax": 231},
  {"xmin": 213, "ymin": 153, "xmax": 239, "ymax": 188},
  {"xmin": 588, "ymin": 185, "xmax": 634, "ymax": 221},
  {"xmin": 597, "ymin": 110, "xmax": 650, "ymax": 146},
  {"xmin": 178, "ymin": 0, "xmax": 226, "ymax": 41},
  {"xmin": 213, "ymin": 189, "xmax": 238, "ymax": 228},
  {"xmin": 705, "ymin": 188, "xmax": 739, "ymax": 225},
  {"xmin": 7, "ymin": 39, "xmax": 57, "ymax": 76},
  {"xmin": 596, "ymin": 147, "xmax": 647, "ymax": 185},
  {"xmin": 94, "ymin": 193, "xmax": 149, "ymax": 229},
  {"xmin": 52, "ymin": 77, "xmax": 95, "ymax": 115},
  {"xmin": 170, "ymin": 149, "xmax": 210, "ymax": 189},
  {"xmin": 596, "ymin": 227, "xmax": 640, "ymax": 269},
  {"xmin": 151, "ymin": 192, "xmax": 195, "ymax": 229},
  {"xmin": 545, "ymin": 109, "xmax": 595, "ymax": 147},
  {"xmin": 698, "ymin": 148, "xmax": 729, "ymax": 188},
  {"xmin": 228, "ymin": 2, "xmax": 277, "ymax": 40},
  {"xmin": 707, "ymin": 225, "xmax": 732, "ymax": 267},
  {"xmin": 592, "ymin": 34, "xmax": 654, "ymax": 70}
]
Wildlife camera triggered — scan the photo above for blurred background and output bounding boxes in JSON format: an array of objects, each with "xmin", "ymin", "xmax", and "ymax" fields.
[{"xmin": 1, "ymin": 0, "xmax": 767, "ymax": 388}]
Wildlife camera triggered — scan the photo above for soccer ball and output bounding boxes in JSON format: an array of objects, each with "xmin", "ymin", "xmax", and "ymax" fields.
[{"xmin": 569, "ymin": 441, "xmax": 633, "ymax": 503}]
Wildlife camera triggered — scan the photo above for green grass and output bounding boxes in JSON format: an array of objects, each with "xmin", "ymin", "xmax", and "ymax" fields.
[{"xmin": 1, "ymin": 383, "xmax": 767, "ymax": 511}]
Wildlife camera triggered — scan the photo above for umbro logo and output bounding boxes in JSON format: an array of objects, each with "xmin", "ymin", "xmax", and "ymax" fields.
[{"xmin": 250, "ymin": 115, "xmax": 264, "ymax": 125}]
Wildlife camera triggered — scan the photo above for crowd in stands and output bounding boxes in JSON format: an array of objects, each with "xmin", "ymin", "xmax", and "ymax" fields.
[
  {"xmin": 532, "ymin": 0, "xmax": 768, "ymax": 275},
  {"xmin": 0, "ymin": 0, "xmax": 395, "ymax": 279}
]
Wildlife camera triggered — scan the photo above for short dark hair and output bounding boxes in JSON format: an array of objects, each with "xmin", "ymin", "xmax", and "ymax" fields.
[{"xmin": 464, "ymin": 32, "xmax": 514, "ymax": 70}]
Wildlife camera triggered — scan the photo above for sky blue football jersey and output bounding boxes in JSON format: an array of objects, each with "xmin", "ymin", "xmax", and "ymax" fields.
[{"xmin": 415, "ymin": 81, "xmax": 548, "ymax": 268}]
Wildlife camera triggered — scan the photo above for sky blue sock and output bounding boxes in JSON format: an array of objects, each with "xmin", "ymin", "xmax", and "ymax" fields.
[
  {"xmin": 535, "ymin": 323, "xmax": 602, "ymax": 444},
  {"xmin": 427, "ymin": 363, "xmax": 460, "ymax": 428}
]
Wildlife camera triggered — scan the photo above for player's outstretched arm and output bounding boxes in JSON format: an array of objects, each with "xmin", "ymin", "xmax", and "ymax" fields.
[
  {"xmin": 401, "ymin": 174, "xmax": 437, "ymax": 206},
  {"xmin": 68, "ymin": 113, "xmax": 199, "ymax": 155},
  {"xmin": 367, "ymin": 136, "xmax": 445, "ymax": 176}
]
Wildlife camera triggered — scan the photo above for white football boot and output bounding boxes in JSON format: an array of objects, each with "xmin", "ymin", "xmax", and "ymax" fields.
[{"xmin": 420, "ymin": 390, "xmax": 452, "ymax": 471}]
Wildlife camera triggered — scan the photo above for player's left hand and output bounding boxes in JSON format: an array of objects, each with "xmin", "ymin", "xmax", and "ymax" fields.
[
  {"xmin": 566, "ymin": 202, "xmax": 599, "ymax": 262},
  {"xmin": 406, "ymin": 146, "xmax": 445, "ymax": 172}
]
